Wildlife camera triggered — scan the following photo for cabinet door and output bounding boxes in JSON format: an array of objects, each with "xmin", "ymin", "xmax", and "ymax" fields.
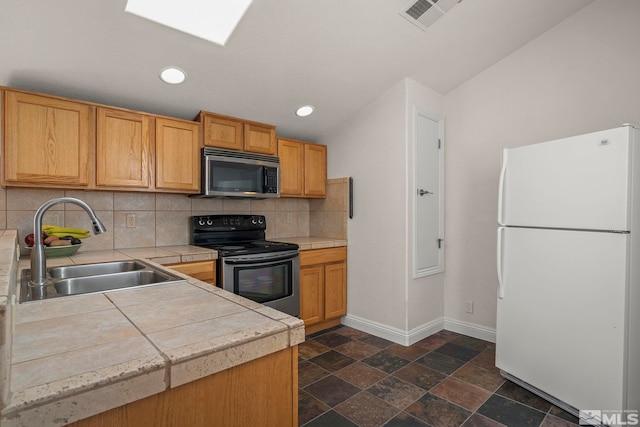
[
  {"xmin": 202, "ymin": 114, "xmax": 243, "ymax": 150},
  {"xmin": 155, "ymin": 118, "xmax": 201, "ymax": 192},
  {"xmin": 277, "ymin": 139, "xmax": 304, "ymax": 196},
  {"xmin": 244, "ymin": 123, "xmax": 276, "ymax": 155},
  {"xmin": 96, "ymin": 108, "xmax": 151, "ymax": 188},
  {"xmin": 324, "ymin": 262, "xmax": 347, "ymax": 320},
  {"xmin": 167, "ymin": 260, "xmax": 216, "ymax": 286},
  {"xmin": 300, "ymin": 266, "xmax": 324, "ymax": 325},
  {"xmin": 4, "ymin": 90, "xmax": 91, "ymax": 186},
  {"xmin": 304, "ymin": 143, "xmax": 327, "ymax": 197}
]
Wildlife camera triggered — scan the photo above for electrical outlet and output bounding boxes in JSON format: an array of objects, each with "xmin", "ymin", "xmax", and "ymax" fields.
[
  {"xmin": 126, "ymin": 213, "xmax": 137, "ymax": 228},
  {"xmin": 42, "ymin": 212, "xmax": 60, "ymax": 226},
  {"xmin": 465, "ymin": 301, "xmax": 474, "ymax": 314},
  {"xmin": 286, "ymin": 213, "xmax": 293, "ymax": 224}
]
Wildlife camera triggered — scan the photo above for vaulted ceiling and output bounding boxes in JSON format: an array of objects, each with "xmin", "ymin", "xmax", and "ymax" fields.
[{"xmin": 0, "ymin": 0, "xmax": 592, "ymax": 142}]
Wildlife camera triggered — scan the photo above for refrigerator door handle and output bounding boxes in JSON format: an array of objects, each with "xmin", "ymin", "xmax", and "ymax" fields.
[
  {"xmin": 497, "ymin": 150, "xmax": 507, "ymax": 226},
  {"xmin": 497, "ymin": 226, "xmax": 505, "ymax": 299}
]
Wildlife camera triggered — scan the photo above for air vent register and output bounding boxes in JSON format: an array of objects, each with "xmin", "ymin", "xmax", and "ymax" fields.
[{"xmin": 400, "ymin": 0, "xmax": 462, "ymax": 30}]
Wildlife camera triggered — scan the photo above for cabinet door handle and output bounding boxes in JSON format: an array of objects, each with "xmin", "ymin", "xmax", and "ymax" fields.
[{"xmin": 418, "ymin": 189, "xmax": 433, "ymax": 196}]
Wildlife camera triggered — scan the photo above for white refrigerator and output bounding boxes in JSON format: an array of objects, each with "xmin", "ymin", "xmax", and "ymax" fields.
[{"xmin": 496, "ymin": 125, "xmax": 640, "ymax": 423}]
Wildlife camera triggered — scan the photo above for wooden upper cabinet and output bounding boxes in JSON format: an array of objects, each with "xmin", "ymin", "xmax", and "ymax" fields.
[
  {"xmin": 3, "ymin": 90, "xmax": 91, "ymax": 187},
  {"xmin": 202, "ymin": 113, "xmax": 243, "ymax": 151},
  {"xmin": 278, "ymin": 138, "xmax": 326, "ymax": 198},
  {"xmin": 200, "ymin": 111, "xmax": 276, "ymax": 155},
  {"xmin": 155, "ymin": 117, "xmax": 201, "ymax": 192},
  {"xmin": 96, "ymin": 107, "xmax": 151, "ymax": 188},
  {"xmin": 244, "ymin": 122, "xmax": 276, "ymax": 155},
  {"xmin": 278, "ymin": 138, "xmax": 304, "ymax": 196},
  {"xmin": 304, "ymin": 143, "xmax": 327, "ymax": 197}
]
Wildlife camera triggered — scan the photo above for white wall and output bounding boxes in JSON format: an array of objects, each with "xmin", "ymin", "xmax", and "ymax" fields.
[
  {"xmin": 320, "ymin": 0, "xmax": 640, "ymax": 344},
  {"xmin": 442, "ymin": 0, "xmax": 640, "ymax": 329},
  {"xmin": 404, "ymin": 80, "xmax": 445, "ymax": 332},
  {"xmin": 323, "ymin": 79, "xmax": 444, "ymax": 343},
  {"xmin": 324, "ymin": 80, "xmax": 407, "ymax": 333}
]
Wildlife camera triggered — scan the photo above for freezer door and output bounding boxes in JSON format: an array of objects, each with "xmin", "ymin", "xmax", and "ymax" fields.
[
  {"xmin": 496, "ymin": 227, "xmax": 629, "ymax": 411},
  {"xmin": 498, "ymin": 126, "xmax": 633, "ymax": 231}
]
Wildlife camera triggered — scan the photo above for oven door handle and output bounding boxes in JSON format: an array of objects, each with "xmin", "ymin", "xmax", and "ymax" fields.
[{"xmin": 223, "ymin": 251, "xmax": 299, "ymax": 265}]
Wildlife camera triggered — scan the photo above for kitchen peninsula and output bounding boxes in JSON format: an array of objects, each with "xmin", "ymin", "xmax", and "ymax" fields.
[{"xmin": 0, "ymin": 230, "xmax": 304, "ymax": 427}]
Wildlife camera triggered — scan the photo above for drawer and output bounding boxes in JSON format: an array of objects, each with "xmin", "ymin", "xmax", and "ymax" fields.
[{"xmin": 300, "ymin": 247, "xmax": 346, "ymax": 267}]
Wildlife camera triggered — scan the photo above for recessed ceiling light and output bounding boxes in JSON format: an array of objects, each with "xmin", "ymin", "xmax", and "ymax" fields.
[
  {"xmin": 159, "ymin": 66, "xmax": 187, "ymax": 84},
  {"xmin": 295, "ymin": 105, "xmax": 314, "ymax": 117},
  {"xmin": 125, "ymin": 0, "xmax": 253, "ymax": 46}
]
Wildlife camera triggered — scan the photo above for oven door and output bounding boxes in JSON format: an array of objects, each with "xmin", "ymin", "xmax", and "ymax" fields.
[{"xmin": 220, "ymin": 250, "xmax": 300, "ymax": 316}]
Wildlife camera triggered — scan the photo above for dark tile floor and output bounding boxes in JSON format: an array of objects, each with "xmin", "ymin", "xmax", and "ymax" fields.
[{"xmin": 298, "ymin": 326, "xmax": 580, "ymax": 427}]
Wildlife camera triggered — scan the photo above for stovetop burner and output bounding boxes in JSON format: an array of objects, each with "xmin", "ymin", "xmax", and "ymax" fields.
[
  {"xmin": 191, "ymin": 215, "xmax": 299, "ymax": 256},
  {"xmin": 201, "ymin": 240, "xmax": 299, "ymax": 256}
]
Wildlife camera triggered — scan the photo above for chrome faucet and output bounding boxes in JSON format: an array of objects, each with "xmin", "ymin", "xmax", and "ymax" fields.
[{"xmin": 30, "ymin": 197, "xmax": 106, "ymax": 287}]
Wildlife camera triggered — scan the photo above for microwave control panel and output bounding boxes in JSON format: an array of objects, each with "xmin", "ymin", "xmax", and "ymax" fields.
[{"xmin": 265, "ymin": 168, "xmax": 279, "ymax": 193}]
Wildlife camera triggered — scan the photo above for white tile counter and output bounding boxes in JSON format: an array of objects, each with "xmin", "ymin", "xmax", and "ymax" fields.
[
  {"xmin": 0, "ymin": 231, "xmax": 304, "ymax": 427},
  {"xmin": 277, "ymin": 236, "xmax": 347, "ymax": 251}
]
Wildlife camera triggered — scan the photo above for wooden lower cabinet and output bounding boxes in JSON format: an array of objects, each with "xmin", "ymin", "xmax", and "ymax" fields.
[
  {"xmin": 300, "ymin": 247, "xmax": 347, "ymax": 334},
  {"xmin": 67, "ymin": 346, "xmax": 298, "ymax": 427},
  {"xmin": 300, "ymin": 266, "xmax": 324, "ymax": 325},
  {"xmin": 166, "ymin": 260, "xmax": 216, "ymax": 285}
]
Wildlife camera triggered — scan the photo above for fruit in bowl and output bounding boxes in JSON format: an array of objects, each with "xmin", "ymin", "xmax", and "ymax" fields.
[
  {"xmin": 25, "ymin": 233, "xmax": 82, "ymax": 248},
  {"xmin": 24, "ymin": 233, "xmax": 43, "ymax": 247},
  {"xmin": 24, "ymin": 226, "xmax": 88, "ymax": 257}
]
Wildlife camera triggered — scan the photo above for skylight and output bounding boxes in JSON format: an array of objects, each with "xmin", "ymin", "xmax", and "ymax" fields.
[{"xmin": 125, "ymin": 0, "xmax": 253, "ymax": 46}]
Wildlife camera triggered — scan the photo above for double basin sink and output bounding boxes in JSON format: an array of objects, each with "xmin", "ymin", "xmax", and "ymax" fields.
[{"xmin": 20, "ymin": 260, "xmax": 186, "ymax": 303}]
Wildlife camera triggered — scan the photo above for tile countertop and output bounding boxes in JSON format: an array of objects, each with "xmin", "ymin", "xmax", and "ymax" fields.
[
  {"xmin": 278, "ymin": 236, "xmax": 347, "ymax": 250},
  {"xmin": 0, "ymin": 231, "xmax": 305, "ymax": 427}
]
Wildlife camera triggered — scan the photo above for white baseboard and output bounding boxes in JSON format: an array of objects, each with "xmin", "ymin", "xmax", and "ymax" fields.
[
  {"xmin": 443, "ymin": 318, "xmax": 496, "ymax": 343},
  {"xmin": 342, "ymin": 314, "xmax": 444, "ymax": 346},
  {"xmin": 341, "ymin": 314, "xmax": 496, "ymax": 346}
]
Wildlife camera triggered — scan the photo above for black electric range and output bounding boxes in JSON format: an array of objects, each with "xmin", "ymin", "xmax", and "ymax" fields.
[
  {"xmin": 190, "ymin": 214, "xmax": 299, "ymax": 256},
  {"xmin": 191, "ymin": 214, "xmax": 300, "ymax": 317}
]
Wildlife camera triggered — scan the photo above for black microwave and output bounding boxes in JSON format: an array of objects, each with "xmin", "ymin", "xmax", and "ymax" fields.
[{"xmin": 197, "ymin": 148, "xmax": 280, "ymax": 198}]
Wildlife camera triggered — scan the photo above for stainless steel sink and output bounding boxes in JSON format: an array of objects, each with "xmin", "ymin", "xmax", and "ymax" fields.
[
  {"xmin": 48, "ymin": 260, "xmax": 147, "ymax": 279},
  {"xmin": 19, "ymin": 259, "xmax": 186, "ymax": 303}
]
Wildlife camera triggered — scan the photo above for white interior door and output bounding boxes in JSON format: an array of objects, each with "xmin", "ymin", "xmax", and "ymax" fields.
[
  {"xmin": 496, "ymin": 226, "xmax": 628, "ymax": 410},
  {"xmin": 499, "ymin": 126, "xmax": 632, "ymax": 231},
  {"xmin": 414, "ymin": 111, "xmax": 443, "ymax": 277}
]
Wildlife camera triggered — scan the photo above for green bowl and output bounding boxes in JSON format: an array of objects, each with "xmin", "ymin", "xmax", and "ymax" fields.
[{"xmin": 28, "ymin": 244, "xmax": 83, "ymax": 258}]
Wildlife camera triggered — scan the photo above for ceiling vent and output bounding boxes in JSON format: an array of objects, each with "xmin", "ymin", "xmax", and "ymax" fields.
[{"xmin": 400, "ymin": 0, "xmax": 462, "ymax": 30}]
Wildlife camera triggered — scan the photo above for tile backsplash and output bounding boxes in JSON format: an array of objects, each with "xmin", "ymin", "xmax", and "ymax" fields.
[
  {"xmin": 310, "ymin": 178, "xmax": 349, "ymax": 239},
  {"xmin": 1, "ymin": 178, "xmax": 348, "ymax": 255}
]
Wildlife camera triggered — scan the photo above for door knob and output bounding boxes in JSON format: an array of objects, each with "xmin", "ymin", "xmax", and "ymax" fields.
[{"xmin": 418, "ymin": 189, "xmax": 433, "ymax": 196}]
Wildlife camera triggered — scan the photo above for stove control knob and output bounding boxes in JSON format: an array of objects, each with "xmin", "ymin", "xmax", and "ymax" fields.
[
  {"xmin": 251, "ymin": 217, "xmax": 258, "ymax": 225},
  {"xmin": 257, "ymin": 217, "xmax": 264, "ymax": 225},
  {"xmin": 206, "ymin": 219, "xmax": 213, "ymax": 226},
  {"xmin": 198, "ymin": 219, "xmax": 206, "ymax": 226}
]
